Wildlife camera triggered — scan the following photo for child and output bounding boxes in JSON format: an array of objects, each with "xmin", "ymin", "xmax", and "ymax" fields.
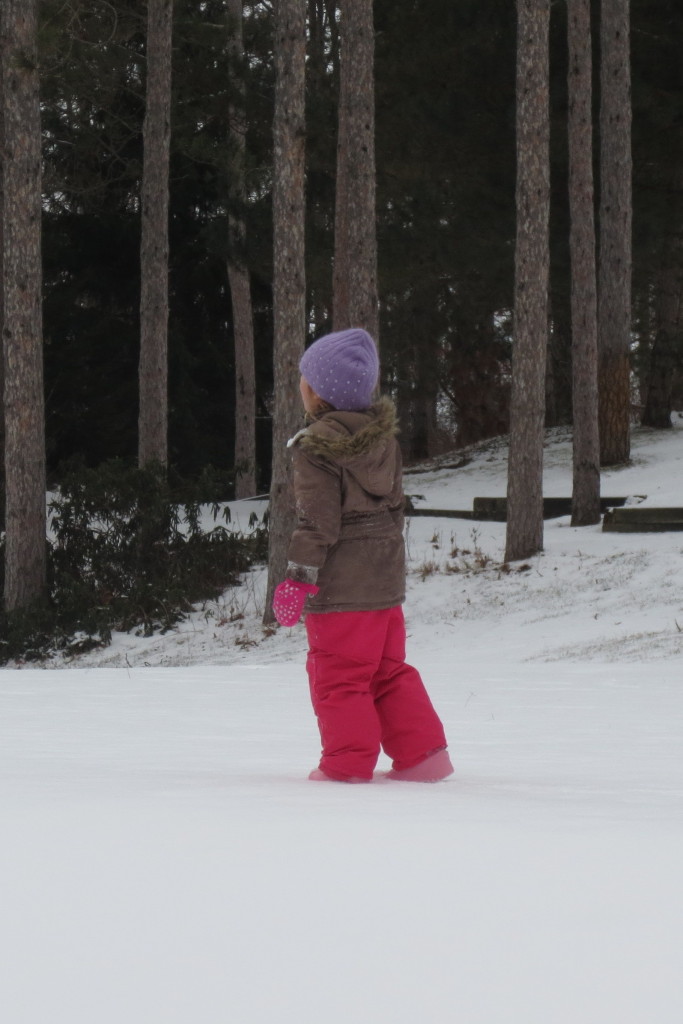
[{"xmin": 272, "ymin": 328, "xmax": 453, "ymax": 784}]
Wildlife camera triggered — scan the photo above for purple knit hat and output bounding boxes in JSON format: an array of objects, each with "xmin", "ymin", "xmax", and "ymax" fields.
[{"xmin": 299, "ymin": 328, "xmax": 379, "ymax": 411}]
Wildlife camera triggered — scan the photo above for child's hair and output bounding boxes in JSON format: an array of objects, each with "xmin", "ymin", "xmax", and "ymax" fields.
[{"xmin": 306, "ymin": 396, "xmax": 335, "ymax": 421}]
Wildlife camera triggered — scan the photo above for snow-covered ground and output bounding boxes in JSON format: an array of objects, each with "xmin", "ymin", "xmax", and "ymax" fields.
[{"xmin": 3, "ymin": 422, "xmax": 683, "ymax": 1023}]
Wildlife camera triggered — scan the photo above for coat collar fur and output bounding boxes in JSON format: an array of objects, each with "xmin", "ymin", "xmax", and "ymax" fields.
[{"xmin": 288, "ymin": 397, "xmax": 399, "ymax": 461}]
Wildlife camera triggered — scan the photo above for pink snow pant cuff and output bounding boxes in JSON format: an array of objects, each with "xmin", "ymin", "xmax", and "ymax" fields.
[{"xmin": 305, "ymin": 606, "xmax": 448, "ymax": 781}]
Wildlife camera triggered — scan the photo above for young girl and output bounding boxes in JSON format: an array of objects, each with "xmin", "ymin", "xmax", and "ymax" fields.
[{"xmin": 272, "ymin": 328, "xmax": 453, "ymax": 784}]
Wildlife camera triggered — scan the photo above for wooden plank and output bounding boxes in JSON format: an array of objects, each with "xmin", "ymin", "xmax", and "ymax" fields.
[
  {"xmin": 604, "ymin": 506, "xmax": 683, "ymax": 522},
  {"xmin": 603, "ymin": 507, "xmax": 683, "ymax": 532},
  {"xmin": 472, "ymin": 496, "xmax": 631, "ymax": 522},
  {"xmin": 406, "ymin": 507, "xmax": 474, "ymax": 520}
]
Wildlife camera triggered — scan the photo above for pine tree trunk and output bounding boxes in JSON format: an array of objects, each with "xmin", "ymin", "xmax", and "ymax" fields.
[
  {"xmin": 308, "ymin": 0, "xmax": 326, "ymax": 82},
  {"xmin": 544, "ymin": 319, "xmax": 558, "ymax": 428},
  {"xmin": 568, "ymin": 0, "xmax": 601, "ymax": 526},
  {"xmin": 138, "ymin": 0, "xmax": 172, "ymax": 468},
  {"xmin": 1, "ymin": 0, "xmax": 47, "ymax": 610},
  {"xmin": 227, "ymin": 0, "xmax": 257, "ymax": 498},
  {"xmin": 0, "ymin": 56, "xmax": 5, "ymax": 532},
  {"xmin": 412, "ymin": 332, "xmax": 439, "ymax": 458},
  {"xmin": 598, "ymin": 0, "xmax": 632, "ymax": 466},
  {"xmin": 642, "ymin": 260, "xmax": 683, "ymax": 429},
  {"xmin": 396, "ymin": 347, "xmax": 431, "ymax": 461},
  {"xmin": 264, "ymin": 0, "xmax": 306, "ymax": 625},
  {"xmin": 642, "ymin": 155, "xmax": 683, "ymax": 429},
  {"xmin": 545, "ymin": 302, "xmax": 572, "ymax": 427},
  {"xmin": 505, "ymin": 0, "xmax": 550, "ymax": 563},
  {"xmin": 230, "ymin": 265, "xmax": 257, "ymax": 495},
  {"xmin": 332, "ymin": 0, "xmax": 379, "ymax": 342},
  {"xmin": 634, "ymin": 288, "xmax": 653, "ymax": 411}
]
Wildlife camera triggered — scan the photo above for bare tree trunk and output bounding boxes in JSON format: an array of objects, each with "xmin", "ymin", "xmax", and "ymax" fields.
[
  {"xmin": 1, "ymin": 0, "xmax": 46, "ymax": 610},
  {"xmin": 227, "ymin": 0, "xmax": 257, "ymax": 498},
  {"xmin": 545, "ymin": 302, "xmax": 572, "ymax": 427},
  {"xmin": 308, "ymin": 0, "xmax": 326, "ymax": 81},
  {"xmin": 0, "ymin": 51, "xmax": 5, "ymax": 532},
  {"xmin": 642, "ymin": 262, "xmax": 683, "ymax": 429},
  {"xmin": 642, "ymin": 155, "xmax": 683, "ymax": 429},
  {"xmin": 634, "ymin": 286, "xmax": 653, "ymax": 411},
  {"xmin": 545, "ymin": 314, "xmax": 558, "ymax": 427},
  {"xmin": 230, "ymin": 267, "xmax": 257, "ymax": 495},
  {"xmin": 138, "ymin": 0, "xmax": 172, "ymax": 467},
  {"xmin": 598, "ymin": 0, "xmax": 632, "ymax": 466},
  {"xmin": 326, "ymin": 0, "xmax": 340, "ymax": 81},
  {"xmin": 332, "ymin": 0, "xmax": 379, "ymax": 341},
  {"xmin": 568, "ymin": 0, "xmax": 601, "ymax": 526},
  {"xmin": 505, "ymin": 0, "xmax": 550, "ymax": 563},
  {"xmin": 264, "ymin": 0, "xmax": 306, "ymax": 624},
  {"xmin": 395, "ymin": 344, "xmax": 434, "ymax": 461}
]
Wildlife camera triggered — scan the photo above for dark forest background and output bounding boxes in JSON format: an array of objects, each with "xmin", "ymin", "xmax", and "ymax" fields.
[{"xmin": 37, "ymin": 0, "xmax": 683, "ymax": 487}]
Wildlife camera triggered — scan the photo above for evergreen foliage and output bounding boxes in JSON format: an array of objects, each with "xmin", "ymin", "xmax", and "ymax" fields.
[
  {"xmin": 28, "ymin": 0, "xmax": 683, "ymax": 477},
  {"xmin": 0, "ymin": 461, "xmax": 267, "ymax": 664},
  {"xmin": 374, "ymin": 0, "xmax": 517, "ymax": 452},
  {"xmin": 2, "ymin": 0, "xmax": 683, "ymax": 649},
  {"xmin": 38, "ymin": 0, "xmax": 275, "ymax": 479},
  {"xmin": 0, "ymin": 0, "xmax": 677, "ymax": 525}
]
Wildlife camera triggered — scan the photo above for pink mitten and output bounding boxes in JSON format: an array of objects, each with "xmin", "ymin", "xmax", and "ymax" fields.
[{"xmin": 272, "ymin": 579, "xmax": 320, "ymax": 627}]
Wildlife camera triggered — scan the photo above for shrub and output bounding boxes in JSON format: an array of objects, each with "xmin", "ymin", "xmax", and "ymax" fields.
[{"xmin": 0, "ymin": 460, "xmax": 267, "ymax": 664}]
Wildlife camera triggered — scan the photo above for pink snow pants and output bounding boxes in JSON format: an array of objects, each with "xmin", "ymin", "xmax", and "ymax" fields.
[{"xmin": 305, "ymin": 606, "xmax": 447, "ymax": 781}]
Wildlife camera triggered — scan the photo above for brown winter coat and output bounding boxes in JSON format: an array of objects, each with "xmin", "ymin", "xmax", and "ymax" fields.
[{"xmin": 286, "ymin": 397, "xmax": 406, "ymax": 613}]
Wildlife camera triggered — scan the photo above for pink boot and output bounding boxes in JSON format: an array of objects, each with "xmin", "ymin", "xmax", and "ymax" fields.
[
  {"xmin": 384, "ymin": 748, "xmax": 454, "ymax": 782},
  {"xmin": 308, "ymin": 768, "xmax": 372, "ymax": 784}
]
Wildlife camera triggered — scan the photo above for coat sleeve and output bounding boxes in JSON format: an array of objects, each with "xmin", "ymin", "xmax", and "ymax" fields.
[
  {"xmin": 286, "ymin": 443, "xmax": 342, "ymax": 581},
  {"xmin": 388, "ymin": 440, "xmax": 405, "ymax": 533}
]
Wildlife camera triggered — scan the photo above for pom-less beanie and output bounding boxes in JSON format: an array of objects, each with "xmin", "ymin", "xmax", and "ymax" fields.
[{"xmin": 299, "ymin": 328, "xmax": 379, "ymax": 411}]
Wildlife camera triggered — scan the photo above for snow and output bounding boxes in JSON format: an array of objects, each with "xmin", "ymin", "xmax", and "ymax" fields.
[{"xmin": 3, "ymin": 421, "xmax": 683, "ymax": 1023}]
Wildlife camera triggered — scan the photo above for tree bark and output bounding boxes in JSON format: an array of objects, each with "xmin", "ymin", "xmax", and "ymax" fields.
[
  {"xmin": 1, "ymin": 0, "xmax": 47, "ymax": 610},
  {"xmin": 403, "ymin": 332, "xmax": 440, "ymax": 460},
  {"xmin": 264, "ymin": 0, "xmax": 306, "ymax": 624},
  {"xmin": 568, "ymin": 0, "xmax": 601, "ymax": 526},
  {"xmin": 138, "ymin": 0, "xmax": 173, "ymax": 468},
  {"xmin": 332, "ymin": 0, "xmax": 379, "ymax": 342},
  {"xmin": 227, "ymin": 0, "xmax": 257, "ymax": 498},
  {"xmin": 308, "ymin": 0, "xmax": 326, "ymax": 82},
  {"xmin": 505, "ymin": 0, "xmax": 550, "ymax": 563},
  {"xmin": 598, "ymin": 0, "xmax": 632, "ymax": 466},
  {"xmin": 642, "ymin": 157, "xmax": 683, "ymax": 429},
  {"xmin": 0, "ymin": 47, "xmax": 5, "ymax": 531},
  {"xmin": 642, "ymin": 266, "xmax": 683, "ymax": 429}
]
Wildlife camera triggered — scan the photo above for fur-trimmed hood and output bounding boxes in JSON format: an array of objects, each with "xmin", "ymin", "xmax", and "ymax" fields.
[{"xmin": 289, "ymin": 396, "xmax": 400, "ymax": 499}]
